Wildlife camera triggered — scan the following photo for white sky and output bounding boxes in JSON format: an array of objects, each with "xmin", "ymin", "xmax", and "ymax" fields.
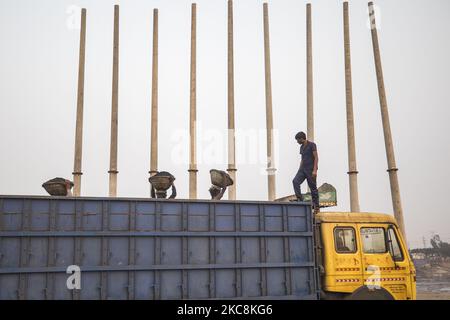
[{"xmin": 1, "ymin": 0, "xmax": 449, "ymax": 249}]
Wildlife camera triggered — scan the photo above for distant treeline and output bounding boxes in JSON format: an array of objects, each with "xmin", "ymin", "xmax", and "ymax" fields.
[{"xmin": 411, "ymin": 235, "xmax": 450, "ymax": 257}]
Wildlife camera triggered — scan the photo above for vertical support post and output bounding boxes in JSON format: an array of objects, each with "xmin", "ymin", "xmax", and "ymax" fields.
[
  {"xmin": 227, "ymin": 0, "xmax": 237, "ymax": 200},
  {"xmin": 149, "ymin": 9, "xmax": 159, "ymax": 183},
  {"xmin": 343, "ymin": 2, "xmax": 360, "ymax": 212},
  {"xmin": 368, "ymin": 2, "xmax": 407, "ymax": 241},
  {"xmin": 72, "ymin": 8, "xmax": 87, "ymax": 197},
  {"xmin": 188, "ymin": 3, "xmax": 198, "ymax": 199},
  {"xmin": 108, "ymin": 5, "xmax": 119, "ymax": 197},
  {"xmin": 263, "ymin": 3, "xmax": 276, "ymax": 201},
  {"xmin": 306, "ymin": 3, "xmax": 314, "ymax": 141}
]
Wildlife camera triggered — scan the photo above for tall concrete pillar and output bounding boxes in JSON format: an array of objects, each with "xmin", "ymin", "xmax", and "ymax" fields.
[
  {"xmin": 72, "ymin": 8, "xmax": 86, "ymax": 197},
  {"xmin": 368, "ymin": 2, "xmax": 407, "ymax": 241},
  {"xmin": 188, "ymin": 3, "xmax": 198, "ymax": 199},
  {"xmin": 108, "ymin": 5, "xmax": 119, "ymax": 197},
  {"xmin": 306, "ymin": 3, "xmax": 314, "ymax": 141},
  {"xmin": 343, "ymin": 2, "xmax": 360, "ymax": 212},
  {"xmin": 149, "ymin": 9, "xmax": 159, "ymax": 182},
  {"xmin": 227, "ymin": 0, "xmax": 237, "ymax": 200},
  {"xmin": 263, "ymin": 3, "xmax": 276, "ymax": 201}
]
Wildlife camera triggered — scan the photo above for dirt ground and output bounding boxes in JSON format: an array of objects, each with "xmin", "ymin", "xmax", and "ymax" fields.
[
  {"xmin": 415, "ymin": 261, "xmax": 450, "ymax": 300},
  {"xmin": 417, "ymin": 291, "xmax": 450, "ymax": 300}
]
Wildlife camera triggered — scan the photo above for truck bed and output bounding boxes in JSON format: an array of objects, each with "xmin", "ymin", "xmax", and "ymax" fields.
[{"xmin": 0, "ymin": 195, "xmax": 319, "ymax": 300}]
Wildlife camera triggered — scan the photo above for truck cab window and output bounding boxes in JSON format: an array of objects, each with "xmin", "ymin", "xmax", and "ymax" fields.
[
  {"xmin": 388, "ymin": 227, "xmax": 404, "ymax": 261},
  {"xmin": 360, "ymin": 227, "xmax": 387, "ymax": 253},
  {"xmin": 334, "ymin": 227, "xmax": 356, "ymax": 253}
]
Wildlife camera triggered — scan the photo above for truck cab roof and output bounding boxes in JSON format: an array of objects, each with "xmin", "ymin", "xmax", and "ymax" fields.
[{"xmin": 316, "ymin": 211, "xmax": 398, "ymax": 225}]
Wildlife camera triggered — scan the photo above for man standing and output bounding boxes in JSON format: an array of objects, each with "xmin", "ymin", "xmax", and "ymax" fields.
[{"xmin": 292, "ymin": 131, "xmax": 320, "ymax": 212}]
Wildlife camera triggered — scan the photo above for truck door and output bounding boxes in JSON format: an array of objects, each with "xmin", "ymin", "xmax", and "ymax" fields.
[
  {"xmin": 358, "ymin": 224, "xmax": 412, "ymax": 299},
  {"xmin": 386, "ymin": 225, "xmax": 415, "ymax": 300}
]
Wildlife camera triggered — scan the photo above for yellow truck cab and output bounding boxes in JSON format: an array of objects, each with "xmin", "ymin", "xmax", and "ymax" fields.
[{"xmin": 315, "ymin": 212, "xmax": 416, "ymax": 300}]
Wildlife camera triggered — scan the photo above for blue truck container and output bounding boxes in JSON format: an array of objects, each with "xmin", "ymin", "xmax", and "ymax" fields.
[{"xmin": 0, "ymin": 195, "xmax": 319, "ymax": 300}]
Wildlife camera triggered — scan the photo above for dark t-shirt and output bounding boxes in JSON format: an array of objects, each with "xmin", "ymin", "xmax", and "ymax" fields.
[{"xmin": 300, "ymin": 141, "xmax": 317, "ymax": 171}]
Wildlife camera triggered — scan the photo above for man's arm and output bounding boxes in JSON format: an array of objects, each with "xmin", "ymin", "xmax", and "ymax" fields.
[
  {"xmin": 169, "ymin": 184, "xmax": 177, "ymax": 199},
  {"xmin": 312, "ymin": 150, "xmax": 319, "ymax": 177},
  {"xmin": 217, "ymin": 186, "xmax": 227, "ymax": 200},
  {"xmin": 150, "ymin": 184, "xmax": 156, "ymax": 198}
]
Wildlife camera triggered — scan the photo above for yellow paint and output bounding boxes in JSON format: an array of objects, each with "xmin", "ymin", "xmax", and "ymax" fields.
[{"xmin": 318, "ymin": 212, "xmax": 416, "ymax": 300}]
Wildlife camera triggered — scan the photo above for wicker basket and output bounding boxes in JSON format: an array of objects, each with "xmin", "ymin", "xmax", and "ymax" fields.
[
  {"xmin": 149, "ymin": 175, "xmax": 174, "ymax": 191},
  {"xmin": 210, "ymin": 169, "xmax": 233, "ymax": 188},
  {"xmin": 42, "ymin": 178, "xmax": 73, "ymax": 196}
]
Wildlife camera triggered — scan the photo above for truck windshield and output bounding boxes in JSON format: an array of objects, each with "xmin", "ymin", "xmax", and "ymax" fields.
[{"xmin": 360, "ymin": 227, "xmax": 387, "ymax": 253}]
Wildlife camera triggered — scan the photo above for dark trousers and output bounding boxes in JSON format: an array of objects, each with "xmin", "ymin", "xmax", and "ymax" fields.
[{"xmin": 292, "ymin": 167, "xmax": 319, "ymax": 208}]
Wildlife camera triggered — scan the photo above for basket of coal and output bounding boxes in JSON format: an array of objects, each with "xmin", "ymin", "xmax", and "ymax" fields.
[
  {"xmin": 209, "ymin": 169, "xmax": 233, "ymax": 188},
  {"xmin": 148, "ymin": 172, "xmax": 175, "ymax": 191},
  {"xmin": 42, "ymin": 178, "xmax": 74, "ymax": 196}
]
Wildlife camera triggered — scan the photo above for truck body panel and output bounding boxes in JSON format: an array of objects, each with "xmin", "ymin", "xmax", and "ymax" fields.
[{"xmin": 0, "ymin": 195, "xmax": 319, "ymax": 300}]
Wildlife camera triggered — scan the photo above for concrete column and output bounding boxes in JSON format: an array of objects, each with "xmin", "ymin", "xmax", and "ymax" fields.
[
  {"xmin": 343, "ymin": 2, "xmax": 360, "ymax": 212},
  {"xmin": 149, "ymin": 9, "xmax": 159, "ymax": 181},
  {"xmin": 227, "ymin": 0, "xmax": 237, "ymax": 200},
  {"xmin": 72, "ymin": 8, "xmax": 86, "ymax": 197},
  {"xmin": 368, "ymin": 2, "xmax": 407, "ymax": 241},
  {"xmin": 306, "ymin": 3, "xmax": 314, "ymax": 141},
  {"xmin": 188, "ymin": 3, "xmax": 198, "ymax": 199},
  {"xmin": 263, "ymin": 3, "xmax": 276, "ymax": 201},
  {"xmin": 108, "ymin": 5, "xmax": 119, "ymax": 197}
]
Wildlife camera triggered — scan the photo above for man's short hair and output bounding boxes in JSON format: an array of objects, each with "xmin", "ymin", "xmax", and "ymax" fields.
[{"xmin": 295, "ymin": 131, "xmax": 306, "ymax": 140}]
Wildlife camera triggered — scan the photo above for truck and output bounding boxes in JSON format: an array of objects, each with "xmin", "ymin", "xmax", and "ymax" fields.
[{"xmin": 0, "ymin": 195, "xmax": 415, "ymax": 300}]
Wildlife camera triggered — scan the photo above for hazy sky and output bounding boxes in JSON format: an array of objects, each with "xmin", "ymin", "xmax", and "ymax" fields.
[{"xmin": 0, "ymin": 0, "xmax": 449, "ymax": 248}]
